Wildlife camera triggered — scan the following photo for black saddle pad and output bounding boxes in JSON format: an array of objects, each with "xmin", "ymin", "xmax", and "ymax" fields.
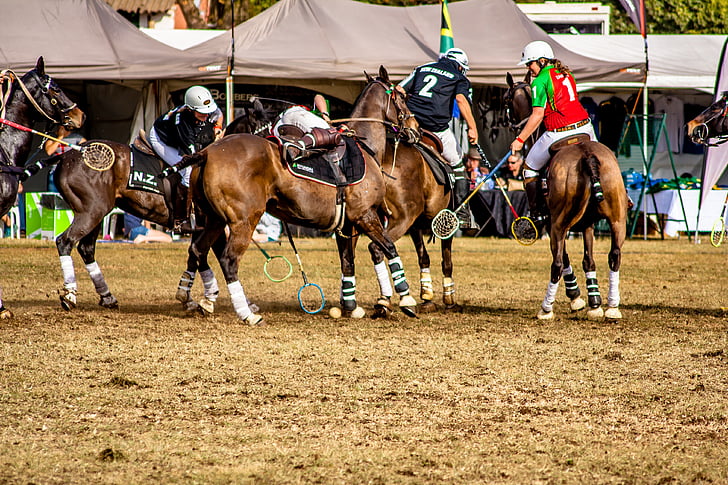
[
  {"xmin": 128, "ymin": 145, "xmax": 165, "ymax": 195},
  {"xmin": 412, "ymin": 142, "xmax": 452, "ymax": 188},
  {"xmin": 282, "ymin": 137, "xmax": 366, "ymax": 188}
]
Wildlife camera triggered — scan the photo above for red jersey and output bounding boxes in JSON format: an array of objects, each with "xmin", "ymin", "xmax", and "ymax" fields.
[{"xmin": 531, "ymin": 65, "xmax": 588, "ymax": 131}]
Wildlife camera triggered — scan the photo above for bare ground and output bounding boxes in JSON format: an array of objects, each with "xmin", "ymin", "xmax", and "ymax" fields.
[{"xmin": 0, "ymin": 236, "xmax": 726, "ymax": 484}]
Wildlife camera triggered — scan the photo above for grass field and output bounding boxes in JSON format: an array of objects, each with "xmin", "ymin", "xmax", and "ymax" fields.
[{"xmin": 0, "ymin": 236, "xmax": 726, "ymax": 484}]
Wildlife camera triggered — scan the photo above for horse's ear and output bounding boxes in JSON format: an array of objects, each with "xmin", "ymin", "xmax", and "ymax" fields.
[
  {"xmin": 364, "ymin": 70, "xmax": 374, "ymax": 83},
  {"xmin": 524, "ymin": 71, "xmax": 532, "ymax": 84},
  {"xmin": 379, "ymin": 65, "xmax": 389, "ymax": 83},
  {"xmin": 35, "ymin": 57, "xmax": 45, "ymax": 75},
  {"xmin": 506, "ymin": 72, "xmax": 514, "ymax": 88}
]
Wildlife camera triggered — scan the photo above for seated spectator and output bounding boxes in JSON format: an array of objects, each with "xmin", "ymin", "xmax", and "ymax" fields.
[
  {"xmin": 123, "ymin": 213, "xmax": 172, "ymax": 244},
  {"xmin": 464, "ymin": 146, "xmax": 493, "ymax": 191},
  {"xmin": 253, "ymin": 212, "xmax": 282, "ymax": 243},
  {"xmin": 497, "ymin": 153, "xmax": 525, "ymax": 191}
]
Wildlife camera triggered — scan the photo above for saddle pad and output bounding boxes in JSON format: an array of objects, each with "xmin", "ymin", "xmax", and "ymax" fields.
[
  {"xmin": 127, "ymin": 145, "xmax": 165, "ymax": 195},
  {"xmin": 283, "ymin": 136, "xmax": 366, "ymax": 188},
  {"xmin": 413, "ymin": 142, "xmax": 451, "ymax": 187}
]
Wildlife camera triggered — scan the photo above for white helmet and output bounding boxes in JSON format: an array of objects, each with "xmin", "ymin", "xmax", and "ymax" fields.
[
  {"xmin": 184, "ymin": 85, "xmax": 218, "ymax": 114},
  {"xmin": 445, "ymin": 47, "xmax": 470, "ymax": 71},
  {"xmin": 518, "ymin": 40, "xmax": 554, "ymax": 66}
]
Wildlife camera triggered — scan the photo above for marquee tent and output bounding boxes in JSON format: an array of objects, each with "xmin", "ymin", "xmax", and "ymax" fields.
[{"xmin": 185, "ymin": 0, "xmax": 644, "ymax": 102}]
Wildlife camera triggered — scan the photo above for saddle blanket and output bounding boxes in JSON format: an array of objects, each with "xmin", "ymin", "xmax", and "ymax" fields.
[
  {"xmin": 282, "ymin": 136, "xmax": 366, "ymax": 187},
  {"xmin": 127, "ymin": 145, "xmax": 164, "ymax": 195}
]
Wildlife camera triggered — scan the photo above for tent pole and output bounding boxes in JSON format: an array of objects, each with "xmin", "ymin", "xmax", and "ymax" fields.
[{"xmin": 226, "ymin": 0, "xmax": 236, "ymax": 125}]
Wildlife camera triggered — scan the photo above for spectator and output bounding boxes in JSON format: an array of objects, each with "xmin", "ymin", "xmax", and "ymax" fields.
[
  {"xmin": 464, "ymin": 146, "xmax": 493, "ymax": 191},
  {"xmin": 44, "ymin": 126, "xmax": 86, "ymax": 192},
  {"xmin": 498, "ymin": 154, "xmax": 525, "ymax": 191},
  {"xmin": 123, "ymin": 213, "xmax": 172, "ymax": 244}
]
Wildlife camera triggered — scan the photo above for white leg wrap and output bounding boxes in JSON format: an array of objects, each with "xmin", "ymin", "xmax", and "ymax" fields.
[
  {"xmin": 200, "ymin": 269, "xmax": 219, "ymax": 302},
  {"xmin": 228, "ymin": 281, "xmax": 251, "ymax": 320},
  {"xmin": 542, "ymin": 281, "xmax": 559, "ymax": 313},
  {"xmin": 373, "ymin": 261, "xmax": 393, "ymax": 298},
  {"xmin": 585, "ymin": 270, "xmax": 597, "ymax": 280},
  {"xmin": 442, "ymin": 277, "xmax": 455, "ymax": 297},
  {"xmin": 85, "ymin": 261, "xmax": 110, "ymax": 296},
  {"xmin": 608, "ymin": 270, "xmax": 620, "ymax": 307},
  {"xmin": 60, "ymin": 255, "xmax": 77, "ymax": 291}
]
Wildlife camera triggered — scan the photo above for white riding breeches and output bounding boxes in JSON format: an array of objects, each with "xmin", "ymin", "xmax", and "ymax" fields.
[
  {"xmin": 273, "ymin": 106, "xmax": 329, "ymax": 139},
  {"xmin": 149, "ymin": 126, "xmax": 190, "ymax": 187},
  {"xmin": 433, "ymin": 127, "xmax": 463, "ymax": 166},
  {"xmin": 524, "ymin": 121, "xmax": 597, "ymax": 172}
]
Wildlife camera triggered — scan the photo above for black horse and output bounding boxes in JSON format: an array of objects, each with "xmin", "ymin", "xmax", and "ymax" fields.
[
  {"xmin": 0, "ymin": 57, "xmax": 85, "ymax": 318},
  {"xmin": 686, "ymin": 92, "xmax": 728, "ymax": 145}
]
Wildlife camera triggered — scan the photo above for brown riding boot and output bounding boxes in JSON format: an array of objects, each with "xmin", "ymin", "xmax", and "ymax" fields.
[{"xmin": 525, "ymin": 177, "xmax": 548, "ymax": 234}]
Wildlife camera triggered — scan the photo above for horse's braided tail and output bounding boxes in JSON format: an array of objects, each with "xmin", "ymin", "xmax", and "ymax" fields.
[
  {"xmin": 158, "ymin": 151, "xmax": 207, "ymax": 179},
  {"xmin": 583, "ymin": 151, "xmax": 605, "ymax": 203},
  {"xmin": 19, "ymin": 154, "xmax": 63, "ymax": 181}
]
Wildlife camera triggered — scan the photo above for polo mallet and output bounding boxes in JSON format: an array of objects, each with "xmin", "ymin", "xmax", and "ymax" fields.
[
  {"xmin": 494, "ymin": 176, "xmax": 538, "ymax": 245},
  {"xmin": 432, "ymin": 149, "xmax": 511, "ymax": 239},
  {"xmin": 283, "ymin": 223, "xmax": 325, "ymax": 314},
  {"xmin": 252, "ymin": 239, "xmax": 293, "ymax": 282},
  {"xmin": 0, "ymin": 117, "xmax": 114, "ymax": 171},
  {"xmin": 710, "ymin": 192, "xmax": 728, "ymax": 247}
]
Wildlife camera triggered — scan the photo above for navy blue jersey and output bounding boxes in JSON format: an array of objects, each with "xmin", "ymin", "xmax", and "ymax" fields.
[
  {"xmin": 399, "ymin": 57, "xmax": 471, "ymax": 132},
  {"xmin": 152, "ymin": 106, "xmax": 221, "ymax": 155}
]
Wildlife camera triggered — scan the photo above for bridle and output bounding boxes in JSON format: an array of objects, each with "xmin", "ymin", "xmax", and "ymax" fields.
[
  {"xmin": 0, "ymin": 68, "xmax": 78, "ymax": 127},
  {"xmin": 689, "ymin": 93, "xmax": 728, "ymax": 147},
  {"xmin": 503, "ymin": 80, "xmax": 531, "ymax": 131}
]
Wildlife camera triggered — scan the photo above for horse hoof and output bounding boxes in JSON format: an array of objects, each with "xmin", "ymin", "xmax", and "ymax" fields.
[
  {"xmin": 99, "ymin": 294, "xmax": 119, "ymax": 309},
  {"xmin": 198, "ymin": 297, "xmax": 215, "ymax": 315},
  {"xmin": 248, "ymin": 302, "xmax": 260, "ymax": 313},
  {"xmin": 183, "ymin": 300, "xmax": 199, "ymax": 312},
  {"xmin": 587, "ymin": 307, "xmax": 604, "ymax": 320},
  {"xmin": 444, "ymin": 303, "xmax": 463, "ymax": 313},
  {"xmin": 243, "ymin": 313, "xmax": 264, "ymax": 326},
  {"xmin": 605, "ymin": 307, "xmax": 622, "ymax": 320},
  {"xmin": 537, "ymin": 308, "xmax": 554, "ymax": 320},
  {"xmin": 374, "ymin": 296, "xmax": 393, "ymax": 311},
  {"xmin": 371, "ymin": 307, "xmax": 391, "ymax": 319},
  {"xmin": 0, "ymin": 307, "xmax": 13, "ymax": 319},
  {"xmin": 419, "ymin": 301, "xmax": 438, "ymax": 313},
  {"xmin": 570, "ymin": 297, "xmax": 586, "ymax": 312},
  {"xmin": 59, "ymin": 289, "xmax": 77, "ymax": 311},
  {"xmin": 175, "ymin": 289, "xmax": 190, "ymax": 304},
  {"xmin": 350, "ymin": 306, "xmax": 366, "ymax": 319}
]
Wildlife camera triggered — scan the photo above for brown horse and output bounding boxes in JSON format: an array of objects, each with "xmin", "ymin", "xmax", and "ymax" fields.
[
  {"xmin": 172, "ymin": 72, "xmax": 422, "ymax": 323},
  {"xmin": 0, "ymin": 57, "xmax": 84, "ymax": 318},
  {"xmin": 505, "ymin": 73, "xmax": 628, "ymax": 320},
  {"xmin": 686, "ymin": 92, "xmax": 728, "ymax": 145},
  {"xmin": 346, "ymin": 67, "xmax": 458, "ymax": 315}
]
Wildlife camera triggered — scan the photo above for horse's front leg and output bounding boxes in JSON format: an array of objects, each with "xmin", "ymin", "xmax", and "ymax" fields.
[
  {"xmin": 357, "ymin": 211, "xmax": 416, "ymax": 317},
  {"xmin": 368, "ymin": 238, "xmax": 394, "ymax": 319},
  {"xmin": 336, "ymin": 234, "xmax": 366, "ymax": 318},
  {"xmin": 75, "ymin": 227, "xmax": 118, "ymax": 309},
  {"xmin": 215, "ymin": 219, "xmax": 262, "ymax": 325},
  {"xmin": 439, "ymin": 234, "xmax": 462, "ymax": 312},
  {"xmin": 176, "ymin": 227, "xmax": 225, "ymax": 314},
  {"xmin": 0, "ymin": 286, "xmax": 13, "ymax": 319},
  {"xmin": 538, "ymin": 226, "xmax": 567, "ymax": 320},
  {"xmin": 581, "ymin": 226, "xmax": 605, "ymax": 320},
  {"xmin": 562, "ymin": 250, "xmax": 586, "ymax": 312},
  {"xmin": 408, "ymin": 229, "xmax": 436, "ymax": 313}
]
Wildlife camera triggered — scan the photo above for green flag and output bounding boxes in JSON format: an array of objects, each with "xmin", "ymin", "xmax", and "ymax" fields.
[{"xmin": 439, "ymin": 0, "xmax": 454, "ymax": 54}]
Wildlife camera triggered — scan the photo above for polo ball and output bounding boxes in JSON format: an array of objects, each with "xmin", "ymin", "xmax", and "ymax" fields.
[{"xmin": 328, "ymin": 306, "xmax": 342, "ymax": 319}]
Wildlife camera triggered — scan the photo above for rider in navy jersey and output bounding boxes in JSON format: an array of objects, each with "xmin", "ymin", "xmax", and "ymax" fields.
[{"xmin": 397, "ymin": 47, "xmax": 480, "ymax": 229}]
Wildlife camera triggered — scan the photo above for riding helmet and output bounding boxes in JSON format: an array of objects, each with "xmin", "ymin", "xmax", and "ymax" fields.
[
  {"xmin": 184, "ymin": 85, "xmax": 218, "ymax": 114},
  {"xmin": 519, "ymin": 41, "xmax": 554, "ymax": 66},
  {"xmin": 445, "ymin": 48, "xmax": 470, "ymax": 71}
]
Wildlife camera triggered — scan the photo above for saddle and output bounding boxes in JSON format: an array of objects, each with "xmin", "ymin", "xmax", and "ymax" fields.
[
  {"xmin": 548, "ymin": 133, "xmax": 591, "ymax": 157},
  {"xmin": 133, "ymin": 129, "xmax": 156, "ymax": 156},
  {"xmin": 419, "ymin": 129, "xmax": 444, "ymax": 154}
]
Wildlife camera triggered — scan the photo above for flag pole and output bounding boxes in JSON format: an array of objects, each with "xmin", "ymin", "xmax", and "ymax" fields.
[{"xmin": 225, "ymin": 0, "xmax": 236, "ymax": 126}]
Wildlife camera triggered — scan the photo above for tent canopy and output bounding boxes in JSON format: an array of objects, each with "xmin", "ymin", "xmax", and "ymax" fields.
[
  {"xmin": 185, "ymin": 0, "xmax": 644, "ymax": 100},
  {"xmin": 0, "ymin": 0, "xmax": 209, "ymax": 80}
]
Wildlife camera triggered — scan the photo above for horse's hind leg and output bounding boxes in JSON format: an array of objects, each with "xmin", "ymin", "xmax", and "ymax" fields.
[
  {"xmin": 409, "ymin": 230, "xmax": 437, "ymax": 313},
  {"xmin": 76, "ymin": 226, "xmax": 119, "ymax": 309},
  {"xmin": 337, "ymin": 234, "xmax": 366, "ymax": 318},
  {"xmin": 604, "ymin": 216, "xmax": 626, "ymax": 321},
  {"xmin": 538, "ymin": 226, "xmax": 568, "ymax": 320},
  {"xmin": 176, "ymin": 228, "xmax": 225, "ymax": 314},
  {"xmin": 56, "ymin": 217, "xmax": 104, "ymax": 310},
  {"xmin": 581, "ymin": 226, "xmax": 605, "ymax": 320}
]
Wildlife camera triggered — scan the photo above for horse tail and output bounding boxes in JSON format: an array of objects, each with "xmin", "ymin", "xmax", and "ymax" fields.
[
  {"xmin": 19, "ymin": 154, "xmax": 63, "ymax": 181},
  {"xmin": 582, "ymin": 151, "xmax": 605, "ymax": 203},
  {"xmin": 158, "ymin": 151, "xmax": 207, "ymax": 179}
]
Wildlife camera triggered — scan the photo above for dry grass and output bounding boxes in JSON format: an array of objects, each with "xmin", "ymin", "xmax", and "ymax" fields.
[{"xmin": 0, "ymin": 236, "xmax": 726, "ymax": 484}]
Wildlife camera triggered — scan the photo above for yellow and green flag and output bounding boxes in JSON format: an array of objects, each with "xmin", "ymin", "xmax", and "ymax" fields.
[{"xmin": 439, "ymin": 0, "xmax": 454, "ymax": 54}]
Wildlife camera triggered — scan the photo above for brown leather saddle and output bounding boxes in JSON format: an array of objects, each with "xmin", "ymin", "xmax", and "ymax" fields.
[{"xmin": 548, "ymin": 133, "xmax": 591, "ymax": 157}]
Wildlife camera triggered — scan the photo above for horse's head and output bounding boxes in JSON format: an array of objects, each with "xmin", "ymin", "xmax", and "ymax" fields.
[
  {"xmin": 686, "ymin": 92, "xmax": 728, "ymax": 146},
  {"xmin": 18, "ymin": 57, "xmax": 85, "ymax": 129},
  {"xmin": 224, "ymin": 97, "xmax": 272, "ymax": 136},
  {"xmin": 503, "ymin": 72, "xmax": 532, "ymax": 130},
  {"xmin": 361, "ymin": 66, "xmax": 420, "ymax": 144}
]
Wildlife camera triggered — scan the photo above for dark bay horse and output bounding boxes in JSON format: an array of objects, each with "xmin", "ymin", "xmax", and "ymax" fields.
[
  {"xmin": 505, "ymin": 73, "xmax": 628, "ymax": 320},
  {"xmin": 0, "ymin": 57, "xmax": 85, "ymax": 317},
  {"xmin": 686, "ymin": 92, "xmax": 728, "ymax": 145},
  {"xmin": 172, "ymin": 74, "xmax": 422, "ymax": 323},
  {"xmin": 346, "ymin": 67, "xmax": 458, "ymax": 315}
]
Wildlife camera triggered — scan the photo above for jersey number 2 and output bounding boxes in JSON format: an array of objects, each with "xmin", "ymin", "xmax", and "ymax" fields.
[{"xmin": 418, "ymin": 75, "xmax": 438, "ymax": 98}]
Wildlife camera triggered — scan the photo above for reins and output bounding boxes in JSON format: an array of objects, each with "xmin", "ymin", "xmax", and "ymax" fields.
[{"xmin": 0, "ymin": 69, "xmax": 75, "ymax": 125}]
